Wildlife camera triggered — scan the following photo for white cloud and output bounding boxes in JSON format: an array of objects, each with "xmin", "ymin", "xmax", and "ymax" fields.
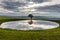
[
  {"xmin": 0, "ymin": 7, "xmax": 14, "ymax": 13},
  {"xmin": 17, "ymin": 0, "xmax": 60, "ymax": 14},
  {"xmin": 0, "ymin": 0, "xmax": 60, "ymax": 15},
  {"xmin": 21, "ymin": 0, "xmax": 60, "ymax": 8}
]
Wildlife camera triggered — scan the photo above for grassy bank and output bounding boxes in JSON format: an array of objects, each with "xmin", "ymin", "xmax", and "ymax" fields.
[
  {"xmin": 0, "ymin": 17, "xmax": 60, "ymax": 40},
  {"xmin": 0, "ymin": 17, "xmax": 27, "ymax": 24}
]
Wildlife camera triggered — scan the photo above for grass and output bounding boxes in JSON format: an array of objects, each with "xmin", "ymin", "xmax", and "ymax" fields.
[{"xmin": 0, "ymin": 17, "xmax": 60, "ymax": 40}]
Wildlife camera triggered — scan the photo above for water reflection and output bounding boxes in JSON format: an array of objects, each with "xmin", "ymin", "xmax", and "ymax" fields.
[{"xmin": 0, "ymin": 20, "xmax": 59, "ymax": 30}]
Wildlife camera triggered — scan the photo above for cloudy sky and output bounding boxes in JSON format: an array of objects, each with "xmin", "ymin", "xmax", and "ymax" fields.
[{"xmin": 0, "ymin": 0, "xmax": 60, "ymax": 17}]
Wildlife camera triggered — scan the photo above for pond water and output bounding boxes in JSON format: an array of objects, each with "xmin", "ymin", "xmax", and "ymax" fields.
[{"xmin": 0, "ymin": 20, "xmax": 59, "ymax": 30}]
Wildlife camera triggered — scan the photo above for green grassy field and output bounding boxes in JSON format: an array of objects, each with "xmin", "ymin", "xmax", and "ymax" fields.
[{"xmin": 0, "ymin": 17, "xmax": 60, "ymax": 40}]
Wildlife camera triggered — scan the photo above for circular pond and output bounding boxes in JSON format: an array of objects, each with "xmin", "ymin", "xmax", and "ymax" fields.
[{"xmin": 0, "ymin": 20, "xmax": 59, "ymax": 30}]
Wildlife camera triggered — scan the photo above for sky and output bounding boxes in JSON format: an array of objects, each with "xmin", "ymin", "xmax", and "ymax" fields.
[{"xmin": 0, "ymin": 0, "xmax": 60, "ymax": 18}]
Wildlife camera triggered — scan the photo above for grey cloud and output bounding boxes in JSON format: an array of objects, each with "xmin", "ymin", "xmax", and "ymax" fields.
[
  {"xmin": 0, "ymin": 0, "xmax": 60, "ymax": 13},
  {"xmin": 0, "ymin": 0, "xmax": 55, "ymax": 11},
  {"xmin": 34, "ymin": 4, "xmax": 60, "ymax": 12},
  {"xmin": 2, "ymin": 1, "xmax": 27, "ymax": 11},
  {"xmin": 27, "ymin": 0, "xmax": 50, "ymax": 3}
]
